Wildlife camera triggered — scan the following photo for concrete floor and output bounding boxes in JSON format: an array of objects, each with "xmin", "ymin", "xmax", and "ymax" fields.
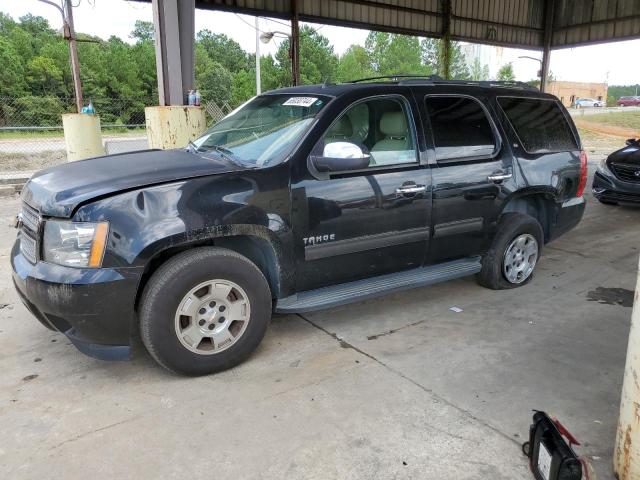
[{"xmin": 0, "ymin": 167, "xmax": 637, "ymax": 479}]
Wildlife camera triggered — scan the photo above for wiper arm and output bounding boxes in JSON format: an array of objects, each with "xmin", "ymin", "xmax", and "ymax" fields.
[
  {"xmin": 186, "ymin": 140, "xmax": 199, "ymax": 153},
  {"xmin": 209, "ymin": 144, "xmax": 247, "ymax": 167}
]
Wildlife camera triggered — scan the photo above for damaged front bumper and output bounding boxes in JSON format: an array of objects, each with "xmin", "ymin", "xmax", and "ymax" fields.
[{"xmin": 11, "ymin": 240, "xmax": 143, "ymax": 361}]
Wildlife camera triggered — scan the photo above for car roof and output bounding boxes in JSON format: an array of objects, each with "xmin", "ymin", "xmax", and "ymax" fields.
[{"xmin": 263, "ymin": 77, "xmax": 557, "ymax": 101}]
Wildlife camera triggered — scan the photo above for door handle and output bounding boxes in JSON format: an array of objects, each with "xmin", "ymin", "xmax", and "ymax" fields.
[
  {"xmin": 396, "ymin": 185, "xmax": 427, "ymax": 195},
  {"xmin": 487, "ymin": 172, "xmax": 513, "ymax": 182}
]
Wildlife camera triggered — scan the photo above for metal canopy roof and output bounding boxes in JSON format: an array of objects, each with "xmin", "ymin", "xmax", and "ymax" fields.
[{"xmin": 193, "ymin": 0, "xmax": 640, "ymax": 50}]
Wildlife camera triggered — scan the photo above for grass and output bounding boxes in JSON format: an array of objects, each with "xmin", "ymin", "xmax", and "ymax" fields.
[
  {"xmin": 577, "ymin": 110, "xmax": 640, "ymax": 131},
  {"xmin": 0, "ymin": 127, "xmax": 146, "ymax": 140}
]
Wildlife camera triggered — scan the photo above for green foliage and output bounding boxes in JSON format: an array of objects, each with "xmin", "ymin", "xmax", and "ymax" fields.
[
  {"xmin": 470, "ymin": 58, "xmax": 490, "ymax": 81},
  {"xmin": 0, "ymin": 36, "xmax": 25, "ymax": 96},
  {"xmin": 422, "ymin": 39, "xmax": 470, "ymax": 80},
  {"xmin": 27, "ymin": 56, "xmax": 63, "ymax": 95},
  {"xmin": 12, "ymin": 96, "xmax": 67, "ymax": 126},
  {"xmin": 365, "ymin": 32, "xmax": 432, "ymax": 76},
  {"xmin": 273, "ymin": 26, "xmax": 338, "ymax": 85},
  {"xmin": 497, "ymin": 63, "xmax": 515, "ymax": 81},
  {"xmin": 197, "ymin": 30, "xmax": 249, "ymax": 73},
  {"xmin": 130, "ymin": 20, "xmax": 154, "ymax": 43},
  {"xmin": 0, "ymin": 12, "xmax": 483, "ymax": 125},
  {"xmin": 607, "ymin": 85, "xmax": 640, "ymax": 106},
  {"xmin": 337, "ymin": 45, "xmax": 374, "ymax": 82}
]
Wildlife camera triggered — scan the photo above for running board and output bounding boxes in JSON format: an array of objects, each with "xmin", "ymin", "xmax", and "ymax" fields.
[{"xmin": 275, "ymin": 257, "xmax": 482, "ymax": 313}]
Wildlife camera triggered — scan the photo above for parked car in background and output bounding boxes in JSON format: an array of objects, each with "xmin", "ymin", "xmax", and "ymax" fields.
[
  {"xmin": 593, "ymin": 138, "xmax": 640, "ymax": 205},
  {"xmin": 12, "ymin": 77, "xmax": 587, "ymax": 375},
  {"xmin": 575, "ymin": 98, "xmax": 604, "ymax": 108},
  {"xmin": 616, "ymin": 96, "xmax": 640, "ymax": 107}
]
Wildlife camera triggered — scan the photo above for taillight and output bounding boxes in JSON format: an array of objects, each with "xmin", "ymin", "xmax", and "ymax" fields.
[{"xmin": 576, "ymin": 150, "xmax": 588, "ymax": 197}]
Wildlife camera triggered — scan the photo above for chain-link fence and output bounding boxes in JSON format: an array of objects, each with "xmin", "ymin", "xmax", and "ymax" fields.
[
  {"xmin": 0, "ymin": 96, "xmax": 150, "ymax": 172},
  {"xmin": 0, "ymin": 96, "xmax": 232, "ymax": 173}
]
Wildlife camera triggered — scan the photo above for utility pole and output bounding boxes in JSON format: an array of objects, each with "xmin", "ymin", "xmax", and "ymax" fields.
[
  {"xmin": 64, "ymin": 0, "xmax": 83, "ymax": 113},
  {"xmin": 290, "ymin": 0, "xmax": 300, "ymax": 86},
  {"xmin": 38, "ymin": 0, "xmax": 83, "ymax": 113},
  {"xmin": 255, "ymin": 17, "xmax": 261, "ymax": 95}
]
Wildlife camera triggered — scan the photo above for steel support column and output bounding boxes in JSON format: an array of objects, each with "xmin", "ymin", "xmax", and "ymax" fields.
[
  {"xmin": 614, "ymin": 257, "xmax": 640, "ymax": 479},
  {"xmin": 540, "ymin": 0, "xmax": 554, "ymax": 92},
  {"xmin": 440, "ymin": 0, "xmax": 451, "ymax": 79},
  {"xmin": 290, "ymin": 0, "xmax": 300, "ymax": 86},
  {"xmin": 152, "ymin": 0, "xmax": 195, "ymax": 106}
]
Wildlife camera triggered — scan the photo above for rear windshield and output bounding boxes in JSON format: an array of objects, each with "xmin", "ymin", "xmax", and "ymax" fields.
[{"xmin": 497, "ymin": 97, "xmax": 578, "ymax": 153}]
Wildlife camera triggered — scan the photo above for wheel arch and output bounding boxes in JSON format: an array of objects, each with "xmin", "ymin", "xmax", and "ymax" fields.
[
  {"xmin": 500, "ymin": 190, "xmax": 557, "ymax": 243},
  {"xmin": 133, "ymin": 228, "xmax": 289, "ymax": 313}
]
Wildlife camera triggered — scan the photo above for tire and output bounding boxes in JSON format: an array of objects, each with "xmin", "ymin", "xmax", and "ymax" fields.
[
  {"xmin": 140, "ymin": 247, "xmax": 272, "ymax": 376},
  {"xmin": 477, "ymin": 213, "xmax": 544, "ymax": 290}
]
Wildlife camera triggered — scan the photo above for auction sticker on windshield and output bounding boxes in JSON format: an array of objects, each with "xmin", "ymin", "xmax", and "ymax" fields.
[
  {"xmin": 283, "ymin": 97, "xmax": 318, "ymax": 107},
  {"xmin": 537, "ymin": 443, "xmax": 552, "ymax": 480}
]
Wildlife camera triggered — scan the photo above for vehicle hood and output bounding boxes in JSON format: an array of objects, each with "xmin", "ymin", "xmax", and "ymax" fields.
[
  {"xmin": 22, "ymin": 149, "xmax": 246, "ymax": 217},
  {"xmin": 607, "ymin": 140, "xmax": 640, "ymax": 166}
]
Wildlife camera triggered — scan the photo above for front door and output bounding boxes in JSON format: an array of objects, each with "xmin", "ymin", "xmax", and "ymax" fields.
[
  {"xmin": 291, "ymin": 93, "xmax": 432, "ymax": 291},
  {"xmin": 418, "ymin": 93, "xmax": 513, "ymax": 263}
]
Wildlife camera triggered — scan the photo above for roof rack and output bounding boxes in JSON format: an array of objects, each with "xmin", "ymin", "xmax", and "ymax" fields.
[
  {"xmin": 346, "ymin": 74, "xmax": 444, "ymax": 83},
  {"xmin": 344, "ymin": 74, "xmax": 538, "ymax": 91}
]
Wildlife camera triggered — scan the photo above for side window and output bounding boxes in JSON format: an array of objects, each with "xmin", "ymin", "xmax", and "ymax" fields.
[
  {"xmin": 320, "ymin": 97, "xmax": 417, "ymax": 167},
  {"xmin": 425, "ymin": 96, "xmax": 497, "ymax": 161},
  {"xmin": 497, "ymin": 97, "xmax": 578, "ymax": 153}
]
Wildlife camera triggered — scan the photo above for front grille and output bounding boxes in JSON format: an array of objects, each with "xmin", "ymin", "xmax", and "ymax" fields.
[
  {"xmin": 19, "ymin": 202, "xmax": 41, "ymax": 264},
  {"xmin": 610, "ymin": 162, "xmax": 640, "ymax": 183}
]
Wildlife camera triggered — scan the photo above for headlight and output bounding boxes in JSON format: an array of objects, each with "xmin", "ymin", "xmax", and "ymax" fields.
[
  {"xmin": 43, "ymin": 220, "xmax": 109, "ymax": 268},
  {"xmin": 597, "ymin": 157, "xmax": 609, "ymax": 173}
]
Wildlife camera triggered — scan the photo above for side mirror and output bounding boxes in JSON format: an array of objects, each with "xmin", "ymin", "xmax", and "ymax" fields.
[{"xmin": 311, "ymin": 142, "xmax": 370, "ymax": 173}]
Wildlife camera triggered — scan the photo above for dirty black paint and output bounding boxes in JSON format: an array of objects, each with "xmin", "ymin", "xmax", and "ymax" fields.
[{"xmin": 587, "ymin": 287, "xmax": 634, "ymax": 308}]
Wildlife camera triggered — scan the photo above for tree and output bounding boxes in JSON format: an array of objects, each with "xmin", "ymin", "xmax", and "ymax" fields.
[
  {"xmin": 26, "ymin": 55, "xmax": 63, "ymax": 95},
  {"xmin": 130, "ymin": 20, "xmax": 154, "ymax": 43},
  {"xmin": 365, "ymin": 32, "xmax": 431, "ymax": 76},
  {"xmin": 336, "ymin": 45, "xmax": 373, "ymax": 82},
  {"xmin": 230, "ymin": 69, "xmax": 256, "ymax": 107},
  {"xmin": 274, "ymin": 26, "xmax": 338, "ymax": 85},
  {"xmin": 0, "ymin": 37, "xmax": 26, "ymax": 97},
  {"xmin": 470, "ymin": 58, "xmax": 490, "ymax": 81},
  {"xmin": 421, "ymin": 39, "xmax": 470, "ymax": 80},
  {"xmin": 497, "ymin": 63, "xmax": 515, "ymax": 81},
  {"xmin": 196, "ymin": 30, "xmax": 249, "ymax": 73}
]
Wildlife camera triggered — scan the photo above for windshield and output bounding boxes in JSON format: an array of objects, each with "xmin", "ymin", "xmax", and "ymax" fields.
[{"xmin": 192, "ymin": 94, "xmax": 330, "ymax": 167}]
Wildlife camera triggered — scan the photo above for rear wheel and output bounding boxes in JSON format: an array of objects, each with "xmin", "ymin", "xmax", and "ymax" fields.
[
  {"xmin": 140, "ymin": 247, "xmax": 272, "ymax": 376},
  {"xmin": 477, "ymin": 213, "xmax": 543, "ymax": 290}
]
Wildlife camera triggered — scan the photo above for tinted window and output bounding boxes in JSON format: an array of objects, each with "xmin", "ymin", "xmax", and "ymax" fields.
[
  {"xmin": 320, "ymin": 97, "xmax": 417, "ymax": 167},
  {"xmin": 498, "ymin": 97, "xmax": 578, "ymax": 153},
  {"xmin": 425, "ymin": 96, "xmax": 496, "ymax": 161}
]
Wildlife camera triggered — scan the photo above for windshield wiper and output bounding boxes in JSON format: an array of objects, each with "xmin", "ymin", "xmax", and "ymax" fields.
[
  {"xmin": 195, "ymin": 143, "xmax": 248, "ymax": 167},
  {"xmin": 186, "ymin": 140, "xmax": 199, "ymax": 153}
]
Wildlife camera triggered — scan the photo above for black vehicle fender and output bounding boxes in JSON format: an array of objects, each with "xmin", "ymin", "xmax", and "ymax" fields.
[
  {"xmin": 133, "ymin": 224, "xmax": 292, "ymax": 309},
  {"xmin": 498, "ymin": 188, "xmax": 560, "ymax": 243}
]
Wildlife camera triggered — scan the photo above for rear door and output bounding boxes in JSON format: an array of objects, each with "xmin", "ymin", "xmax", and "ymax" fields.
[{"xmin": 418, "ymin": 92, "xmax": 514, "ymax": 264}]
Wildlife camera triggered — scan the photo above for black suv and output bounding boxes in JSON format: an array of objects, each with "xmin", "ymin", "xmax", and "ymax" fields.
[
  {"xmin": 11, "ymin": 77, "xmax": 587, "ymax": 375},
  {"xmin": 592, "ymin": 138, "xmax": 640, "ymax": 204}
]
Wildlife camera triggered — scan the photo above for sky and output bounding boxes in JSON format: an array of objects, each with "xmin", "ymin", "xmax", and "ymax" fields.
[{"xmin": 2, "ymin": 0, "xmax": 639, "ymax": 85}]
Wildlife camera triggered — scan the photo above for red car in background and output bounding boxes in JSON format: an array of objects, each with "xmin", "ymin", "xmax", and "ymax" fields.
[{"xmin": 617, "ymin": 96, "xmax": 640, "ymax": 107}]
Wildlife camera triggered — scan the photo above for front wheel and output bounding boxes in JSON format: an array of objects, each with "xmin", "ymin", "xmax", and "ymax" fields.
[
  {"xmin": 477, "ymin": 213, "xmax": 544, "ymax": 290},
  {"xmin": 140, "ymin": 247, "xmax": 272, "ymax": 376}
]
